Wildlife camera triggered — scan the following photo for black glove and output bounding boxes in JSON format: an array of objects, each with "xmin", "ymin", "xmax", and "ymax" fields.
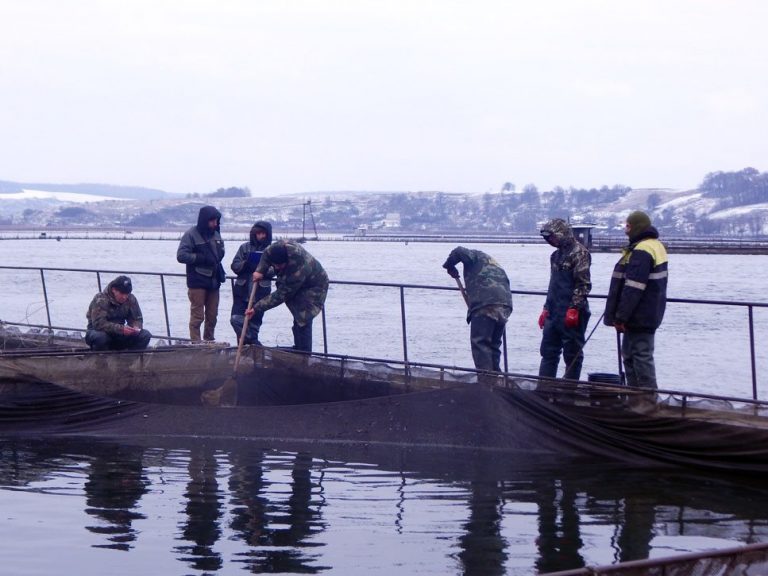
[
  {"xmin": 196, "ymin": 252, "xmax": 215, "ymax": 267},
  {"xmin": 445, "ymin": 266, "xmax": 459, "ymax": 279}
]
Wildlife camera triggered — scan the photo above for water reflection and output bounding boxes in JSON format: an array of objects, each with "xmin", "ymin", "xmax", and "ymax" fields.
[
  {"xmin": 176, "ymin": 445, "xmax": 224, "ymax": 571},
  {"xmin": 84, "ymin": 444, "xmax": 149, "ymax": 551},
  {"xmin": 1, "ymin": 438, "xmax": 767, "ymax": 575},
  {"xmin": 534, "ymin": 478, "xmax": 584, "ymax": 573},
  {"xmin": 458, "ymin": 480, "xmax": 508, "ymax": 576},
  {"xmin": 227, "ymin": 449, "xmax": 327, "ymax": 573}
]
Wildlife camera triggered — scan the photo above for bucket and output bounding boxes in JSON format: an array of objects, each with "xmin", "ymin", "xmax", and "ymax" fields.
[
  {"xmin": 587, "ymin": 373, "xmax": 623, "ymax": 407},
  {"xmin": 588, "ymin": 373, "xmax": 622, "ymax": 385}
]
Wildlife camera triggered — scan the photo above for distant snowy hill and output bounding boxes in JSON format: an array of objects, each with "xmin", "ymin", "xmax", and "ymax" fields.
[
  {"xmin": 2, "ymin": 169, "xmax": 767, "ymax": 235},
  {"xmin": 0, "ymin": 180, "xmax": 171, "ymax": 200},
  {"xmin": 0, "ymin": 189, "xmax": 127, "ymax": 203}
]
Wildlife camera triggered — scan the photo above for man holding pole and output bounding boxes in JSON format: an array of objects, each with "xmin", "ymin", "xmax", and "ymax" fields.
[
  {"xmin": 442, "ymin": 247, "xmax": 513, "ymax": 372},
  {"xmin": 537, "ymin": 218, "xmax": 592, "ymax": 381}
]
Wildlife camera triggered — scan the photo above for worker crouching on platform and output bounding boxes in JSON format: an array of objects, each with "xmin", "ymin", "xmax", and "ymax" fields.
[
  {"xmin": 85, "ymin": 275, "xmax": 152, "ymax": 351},
  {"xmin": 442, "ymin": 246, "xmax": 513, "ymax": 372}
]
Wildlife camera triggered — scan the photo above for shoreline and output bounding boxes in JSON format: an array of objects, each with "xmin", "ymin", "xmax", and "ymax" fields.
[{"xmin": 3, "ymin": 230, "xmax": 768, "ymax": 254}]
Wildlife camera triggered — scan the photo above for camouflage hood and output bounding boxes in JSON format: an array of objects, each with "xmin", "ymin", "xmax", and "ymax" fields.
[{"xmin": 540, "ymin": 218, "xmax": 575, "ymax": 246}]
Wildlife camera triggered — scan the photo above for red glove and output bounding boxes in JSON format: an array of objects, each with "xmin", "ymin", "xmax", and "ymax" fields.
[
  {"xmin": 564, "ymin": 307, "xmax": 579, "ymax": 328},
  {"xmin": 614, "ymin": 322, "xmax": 626, "ymax": 333},
  {"xmin": 538, "ymin": 309, "xmax": 548, "ymax": 329}
]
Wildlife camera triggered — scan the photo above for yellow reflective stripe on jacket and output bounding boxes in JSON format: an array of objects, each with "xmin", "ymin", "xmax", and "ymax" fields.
[{"xmin": 635, "ymin": 238, "xmax": 668, "ymax": 267}]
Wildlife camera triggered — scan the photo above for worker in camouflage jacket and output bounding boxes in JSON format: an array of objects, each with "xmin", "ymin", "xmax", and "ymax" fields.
[
  {"xmin": 85, "ymin": 275, "xmax": 152, "ymax": 351},
  {"xmin": 442, "ymin": 246, "xmax": 513, "ymax": 372},
  {"xmin": 246, "ymin": 240, "xmax": 329, "ymax": 352},
  {"xmin": 230, "ymin": 220, "xmax": 273, "ymax": 345},
  {"xmin": 538, "ymin": 218, "xmax": 592, "ymax": 380},
  {"xmin": 604, "ymin": 211, "xmax": 668, "ymax": 388}
]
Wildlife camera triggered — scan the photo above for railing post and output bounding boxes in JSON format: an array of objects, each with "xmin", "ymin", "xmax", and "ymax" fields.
[
  {"xmin": 321, "ymin": 305, "xmax": 328, "ymax": 354},
  {"xmin": 399, "ymin": 286, "xmax": 409, "ymax": 365},
  {"xmin": 39, "ymin": 269, "xmax": 52, "ymax": 330},
  {"xmin": 160, "ymin": 274, "xmax": 172, "ymax": 341},
  {"xmin": 749, "ymin": 305, "xmax": 757, "ymax": 400}
]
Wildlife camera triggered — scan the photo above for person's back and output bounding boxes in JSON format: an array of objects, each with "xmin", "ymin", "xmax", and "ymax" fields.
[{"xmin": 442, "ymin": 246, "xmax": 512, "ymax": 372}]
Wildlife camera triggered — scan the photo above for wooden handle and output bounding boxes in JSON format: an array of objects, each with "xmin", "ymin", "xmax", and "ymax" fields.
[
  {"xmin": 234, "ymin": 281, "xmax": 259, "ymax": 372},
  {"xmin": 454, "ymin": 277, "xmax": 469, "ymax": 306}
]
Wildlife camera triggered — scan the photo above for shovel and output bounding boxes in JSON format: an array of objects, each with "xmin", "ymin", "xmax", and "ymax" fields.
[{"xmin": 201, "ymin": 281, "xmax": 258, "ymax": 406}]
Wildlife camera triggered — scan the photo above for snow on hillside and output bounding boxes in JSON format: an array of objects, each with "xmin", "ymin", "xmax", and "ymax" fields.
[
  {"xmin": 0, "ymin": 189, "xmax": 126, "ymax": 203},
  {"xmin": 708, "ymin": 202, "xmax": 768, "ymax": 219}
]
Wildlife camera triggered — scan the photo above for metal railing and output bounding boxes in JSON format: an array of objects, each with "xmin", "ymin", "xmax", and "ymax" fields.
[{"xmin": 1, "ymin": 265, "xmax": 767, "ymax": 399}]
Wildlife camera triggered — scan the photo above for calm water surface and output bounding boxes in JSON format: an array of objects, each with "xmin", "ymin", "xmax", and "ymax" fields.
[
  {"xmin": 2, "ymin": 437, "xmax": 767, "ymax": 576},
  {"xmin": 2, "ymin": 237, "xmax": 768, "ymax": 574}
]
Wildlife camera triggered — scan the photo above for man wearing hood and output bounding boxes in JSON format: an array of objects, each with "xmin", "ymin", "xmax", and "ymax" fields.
[
  {"xmin": 246, "ymin": 240, "xmax": 328, "ymax": 352},
  {"xmin": 442, "ymin": 247, "xmax": 513, "ymax": 372},
  {"xmin": 176, "ymin": 205, "xmax": 226, "ymax": 341},
  {"xmin": 230, "ymin": 220, "xmax": 273, "ymax": 345},
  {"xmin": 85, "ymin": 275, "xmax": 152, "ymax": 351},
  {"xmin": 538, "ymin": 218, "xmax": 592, "ymax": 380},
  {"xmin": 604, "ymin": 211, "xmax": 668, "ymax": 388}
]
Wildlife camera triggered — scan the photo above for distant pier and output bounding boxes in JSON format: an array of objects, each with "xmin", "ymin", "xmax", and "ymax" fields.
[{"xmin": 341, "ymin": 233, "xmax": 768, "ymax": 255}]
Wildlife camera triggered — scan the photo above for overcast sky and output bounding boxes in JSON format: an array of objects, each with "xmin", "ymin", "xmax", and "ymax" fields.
[{"xmin": 1, "ymin": 0, "xmax": 766, "ymax": 196}]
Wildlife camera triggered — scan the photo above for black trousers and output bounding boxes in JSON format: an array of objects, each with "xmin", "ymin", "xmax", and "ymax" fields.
[
  {"xmin": 292, "ymin": 318, "xmax": 314, "ymax": 352},
  {"xmin": 470, "ymin": 314, "xmax": 506, "ymax": 372},
  {"xmin": 85, "ymin": 329, "xmax": 152, "ymax": 351}
]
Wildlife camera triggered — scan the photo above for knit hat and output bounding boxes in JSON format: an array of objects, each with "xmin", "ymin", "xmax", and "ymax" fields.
[
  {"xmin": 626, "ymin": 211, "xmax": 652, "ymax": 235},
  {"xmin": 112, "ymin": 275, "xmax": 133, "ymax": 294},
  {"xmin": 269, "ymin": 243, "xmax": 288, "ymax": 264}
]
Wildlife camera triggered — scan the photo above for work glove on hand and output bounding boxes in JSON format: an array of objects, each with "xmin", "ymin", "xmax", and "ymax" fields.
[
  {"xmin": 122, "ymin": 326, "xmax": 138, "ymax": 337},
  {"xmin": 445, "ymin": 266, "xmax": 460, "ymax": 279},
  {"xmin": 564, "ymin": 307, "xmax": 579, "ymax": 329},
  {"xmin": 538, "ymin": 309, "xmax": 548, "ymax": 329}
]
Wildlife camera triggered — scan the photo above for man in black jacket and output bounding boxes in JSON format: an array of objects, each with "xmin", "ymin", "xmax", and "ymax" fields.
[
  {"xmin": 230, "ymin": 220, "xmax": 272, "ymax": 345},
  {"xmin": 604, "ymin": 211, "xmax": 668, "ymax": 388},
  {"xmin": 176, "ymin": 205, "xmax": 225, "ymax": 341}
]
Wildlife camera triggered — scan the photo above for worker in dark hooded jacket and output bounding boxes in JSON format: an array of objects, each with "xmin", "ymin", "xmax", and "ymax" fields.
[
  {"xmin": 176, "ymin": 205, "xmax": 225, "ymax": 341},
  {"xmin": 85, "ymin": 275, "xmax": 152, "ymax": 351},
  {"xmin": 246, "ymin": 240, "xmax": 328, "ymax": 352},
  {"xmin": 604, "ymin": 211, "xmax": 668, "ymax": 388},
  {"xmin": 442, "ymin": 247, "xmax": 513, "ymax": 372},
  {"xmin": 230, "ymin": 220, "xmax": 273, "ymax": 345},
  {"xmin": 538, "ymin": 218, "xmax": 592, "ymax": 380}
]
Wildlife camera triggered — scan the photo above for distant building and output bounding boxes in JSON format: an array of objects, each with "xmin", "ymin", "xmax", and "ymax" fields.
[
  {"xmin": 382, "ymin": 213, "xmax": 401, "ymax": 228},
  {"xmin": 571, "ymin": 224, "xmax": 595, "ymax": 248}
]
